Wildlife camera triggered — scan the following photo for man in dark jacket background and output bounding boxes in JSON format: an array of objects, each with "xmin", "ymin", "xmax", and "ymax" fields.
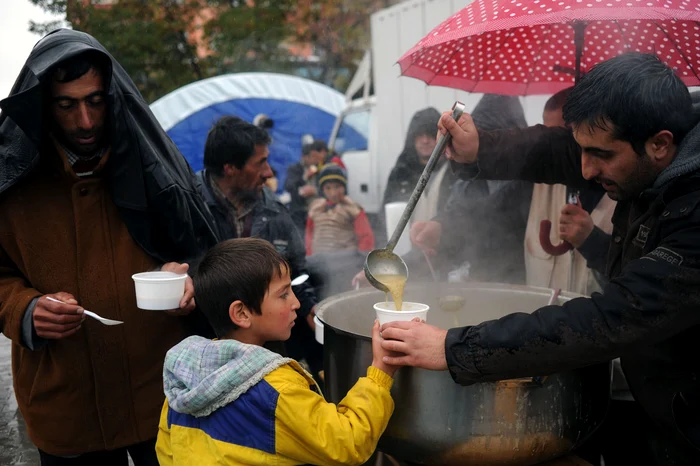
[
  {"xmin": 197, "ymin": 116, "xmax": 322, "ymax": 376},
  {"xmin": 0, "ymin": 29, "xmax": 218, "ymax": 465},
  {"xmin": 284, "ymin": 139, "xmax": 329, "ymax": 234},
  {"xmin": 379, "ymin": 53, "xmax": 700, "ymax": 465}
]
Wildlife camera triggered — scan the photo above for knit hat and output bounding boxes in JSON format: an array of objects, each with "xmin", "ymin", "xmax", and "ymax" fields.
[{"xmin": 318, "ymin": 163, "xmax": 347, "ymax": 191}]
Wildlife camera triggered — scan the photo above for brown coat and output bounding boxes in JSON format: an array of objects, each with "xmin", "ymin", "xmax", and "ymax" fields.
[{"xmin": 0, "ymin": 148, "xmax": 188, "ymax": 455}]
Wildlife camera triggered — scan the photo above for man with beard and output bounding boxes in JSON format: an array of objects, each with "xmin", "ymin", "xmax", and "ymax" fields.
[
  {"xmin": 0, "ymin": 30, "xmax": 218, "ymax": 465},
  {"xmin": 197, "ymin": 116, "xmax": 321, "ymax": 377},
  {"xmin": 378, "ymin": 52, "xmax": 700, "ymax": 464}
]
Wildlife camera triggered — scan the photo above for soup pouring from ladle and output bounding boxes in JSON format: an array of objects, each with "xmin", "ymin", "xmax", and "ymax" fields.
[{"xmin": 364, "ymin": 101, "xmax": 465, "ymax": 292}]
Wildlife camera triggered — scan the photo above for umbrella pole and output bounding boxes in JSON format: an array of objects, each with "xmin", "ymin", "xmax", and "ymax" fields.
[{"xmin": 573, "ymin": 21, "xmax": 587, "ymax": 84}]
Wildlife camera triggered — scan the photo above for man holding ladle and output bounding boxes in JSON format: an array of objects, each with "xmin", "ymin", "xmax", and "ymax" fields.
[{"xmin": 378, "ymin": 53, "xmax": 700, "ymax": 465}]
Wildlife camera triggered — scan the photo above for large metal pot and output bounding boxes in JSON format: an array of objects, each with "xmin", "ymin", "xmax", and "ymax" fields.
[{"xmin": 316, "ymin": 282, "xmax": 611, "ymax": 466}]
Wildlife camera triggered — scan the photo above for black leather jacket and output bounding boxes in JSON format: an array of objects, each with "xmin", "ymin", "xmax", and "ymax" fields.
[{"xmin": 447, "ymin": 122, "xmax": 700, "ymax": 462}]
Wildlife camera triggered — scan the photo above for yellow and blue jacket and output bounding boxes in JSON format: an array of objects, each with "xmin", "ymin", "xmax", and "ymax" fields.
[{"xmin": 156, "ymin": 336, "xmax": 394, "ymax": 465}]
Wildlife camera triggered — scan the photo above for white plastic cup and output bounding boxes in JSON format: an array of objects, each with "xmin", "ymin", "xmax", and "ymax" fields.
[
  {"xmin": 374, "ymin": 301, "xmax": 429, "ymax": 326},
  {"xmin": 384, "ymin": 202, "xmax": 412, "ymax": 256},
  {"xmin": 132, "ymin": 272, "xmax": 188, "ymax": 311},
  {"xmin": 314, "ymin": 315, "xmax": 324, "ymax": 344}
]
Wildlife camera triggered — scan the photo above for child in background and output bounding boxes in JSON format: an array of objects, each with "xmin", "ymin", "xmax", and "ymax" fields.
[
  {"xmin": 156, "ymin": 238, "xmax": 396, "ymax": 466},
  {"xmin": 305, "ymin": 163, "xmax": 375, "ymax": 256}
]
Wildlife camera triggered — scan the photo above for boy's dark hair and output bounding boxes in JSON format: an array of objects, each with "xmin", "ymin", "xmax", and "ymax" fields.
[
  {"xmin": 204, "ymin": 116, "xmax": 272, "ymax": 176},
  {"xmin": 194, "ymin": 238, "xmax": 289, "ymax": 337},
  {"xmin": 563, "ymin": 52, "xmax": 693, "ymax": 155},
  {"xmin": 544, "ymin": 87, "xmax": 572, "ymax": 112},
  {"xmin": 51, "ymin": 51, "xmax": 109, "ymax": 84},
  {"xmin": 302, "ymin": 139, "xmax": 328, "ymax": 155}
]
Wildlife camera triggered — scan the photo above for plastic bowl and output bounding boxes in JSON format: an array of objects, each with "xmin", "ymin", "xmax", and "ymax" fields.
[
  {"xmin": 374, "ymin": 301, "xmax": 429, "ymax": 326},
  {"xmin": 132, "ymin": 271, "xmax": 187, "ymax": 311}
]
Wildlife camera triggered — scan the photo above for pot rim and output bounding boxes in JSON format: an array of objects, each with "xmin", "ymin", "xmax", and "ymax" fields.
[{"xmin": 316, "ymin": 282, "xmax": 581, "ymax": 341}]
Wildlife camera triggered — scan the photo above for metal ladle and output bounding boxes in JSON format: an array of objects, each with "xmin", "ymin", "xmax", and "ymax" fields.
[
  {"xmin": 439, "ymin": 295, "xmax": 466, "ymax": 327},
  {"xmin": 364, "ymin": 101, "xmax": 465, "ymax": 292}
]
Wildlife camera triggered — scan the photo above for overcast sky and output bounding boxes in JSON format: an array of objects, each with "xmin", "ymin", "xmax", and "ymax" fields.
[{"xmin": 0, "ymin": 1, "xmax": 63, "ymax": 98}]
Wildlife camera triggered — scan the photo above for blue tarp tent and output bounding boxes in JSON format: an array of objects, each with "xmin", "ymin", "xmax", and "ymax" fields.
[{"xmin": 150, "ymin": 72, "xmax": 365, "ymax": 189}]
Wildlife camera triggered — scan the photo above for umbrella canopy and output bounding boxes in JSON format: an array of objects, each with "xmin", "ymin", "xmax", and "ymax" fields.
[{"xmin": 398, "ymin": 0, "xmax": 700, "ymax": 95}]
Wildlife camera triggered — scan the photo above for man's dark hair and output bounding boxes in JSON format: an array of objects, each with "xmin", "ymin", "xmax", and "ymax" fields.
[
  {"xmin": 194, "ymin": 238, "xmax": 290, "ymax": 337},
  {"xmin": 302, "ymin": 139, "xmax": 328, "ymax": 156},
  {"xmin": 51, "ymin": 51, "xmax": 108, "ymax": 84},
  {"xmin": 563, "ymin": 52, "xmax": 693, "ymax": 154},
  {"xmin": 204, "ymin": 116, "xmax": 272, "ymax": 176},
  {"xmin": 545, "ymin": 87, "xmax": 572, "ymax": 112}
]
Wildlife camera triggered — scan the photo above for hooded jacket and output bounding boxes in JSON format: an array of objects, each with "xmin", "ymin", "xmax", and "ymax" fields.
[
  {"xmin": 156, "ymin": 336, "xmax": 394, "ymax": 466},
  {"xmin": 0, "ymin": 29, "xmax": 218, "ymax": 263},
  {"xmin": 446, "ymin": 97, "xmax": 700, "ymax": 463},
  {"xmin": 382, "ymin": 107, "xmax": 456, "ymax": 208},
  {"xmin": 431, "ymin": 95, "xmax": 533, "ymax": 284}
]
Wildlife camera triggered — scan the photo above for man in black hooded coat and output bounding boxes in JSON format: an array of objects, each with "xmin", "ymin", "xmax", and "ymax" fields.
[
  {"xmin": 410, "ymin": 95, "xmax": 534, "ymax": 284},
  {"xmin": 382, "ymin": 107, "xmax": 456, "ymax": 209},
  {"xmin": 0, "ymin": 29, "xmax": 218, "ymax": 465}
]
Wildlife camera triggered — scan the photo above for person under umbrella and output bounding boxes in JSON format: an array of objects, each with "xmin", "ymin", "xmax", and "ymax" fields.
[
  {"xmin": 409, "ymin": 94, "xmax": 533, "ymax": 284},
  {"xmin": 380, "ymin": 53, "xmax": 700, "ymax": 465}
]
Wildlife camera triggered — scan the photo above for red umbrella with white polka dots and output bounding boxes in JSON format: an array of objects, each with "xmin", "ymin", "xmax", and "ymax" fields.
[{"xmin": 398, "ymin": 0, "xmax": 700, "ymax": 95}]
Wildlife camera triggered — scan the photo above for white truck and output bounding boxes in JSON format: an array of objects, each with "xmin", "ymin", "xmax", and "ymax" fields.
[{"xmin": 329, "ymin": 0, "xmax": 549, "ymax": 216}]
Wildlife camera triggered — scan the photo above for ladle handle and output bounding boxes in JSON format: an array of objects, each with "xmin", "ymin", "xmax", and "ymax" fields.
[{"xmin": 386, "ymin": 101, "xmax": 465, "ymax": 252}]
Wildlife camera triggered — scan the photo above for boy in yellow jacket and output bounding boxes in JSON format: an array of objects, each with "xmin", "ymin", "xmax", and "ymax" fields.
[{"xmin": 156, "ymin": 237, "xmax": 397, "ymax": 465}]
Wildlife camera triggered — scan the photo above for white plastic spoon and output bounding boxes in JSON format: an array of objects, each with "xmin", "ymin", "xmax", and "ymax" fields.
[{"xmin": 45, "ymin": 297, "xmax": 124, "ymax": 326}]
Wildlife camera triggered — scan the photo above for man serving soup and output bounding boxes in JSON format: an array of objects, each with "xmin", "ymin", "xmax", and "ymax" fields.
[{"xmin": 379, "ymin": 53, "xmax": 700, "ymax": 465}]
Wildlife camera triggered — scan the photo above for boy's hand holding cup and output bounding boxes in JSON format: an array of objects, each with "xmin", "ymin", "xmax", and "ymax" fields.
[
  {"xmin": 371, "ymin": 317, "xmax": 424, "ymax": 377},
  {"xmin": 371, "ymin": 320, "xmax": 398, "ymax": 377}
]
